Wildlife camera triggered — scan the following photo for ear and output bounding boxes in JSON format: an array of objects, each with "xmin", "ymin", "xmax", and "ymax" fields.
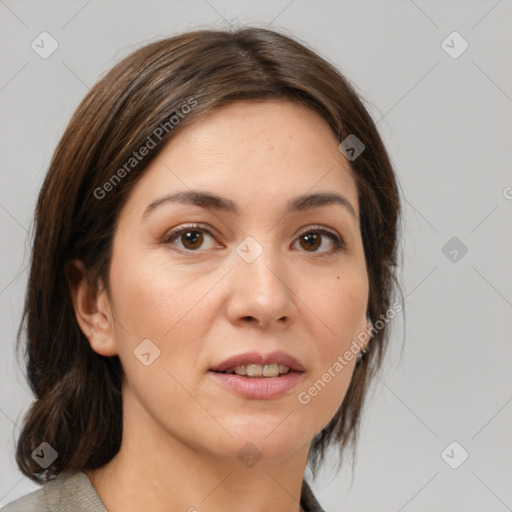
[{"xmin": 65, "ymin": 259, "xmax": 118, "ymax": 357}]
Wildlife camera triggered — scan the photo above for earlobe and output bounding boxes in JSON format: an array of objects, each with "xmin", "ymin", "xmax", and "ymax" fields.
[{"xmin": 65, "ymin": 259, "xmax": 118, "ymax": 357}]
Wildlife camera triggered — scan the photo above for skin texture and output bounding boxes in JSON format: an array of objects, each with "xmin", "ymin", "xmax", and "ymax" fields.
[{"xmin": 69, "ymin": 100, "xmax": 371, "ymax": 512}]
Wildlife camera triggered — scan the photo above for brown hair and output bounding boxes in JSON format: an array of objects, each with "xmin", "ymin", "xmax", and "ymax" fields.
[{"xmin": 14, "ymin": 26, "xmax": 402, "ymax": 484}]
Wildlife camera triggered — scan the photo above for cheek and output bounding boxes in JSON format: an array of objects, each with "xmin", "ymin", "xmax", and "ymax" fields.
[
  {"xmin": 107, "ymin": 254, "xmax": 224, "ymax": 441},
  {"xmin": 304, "ymin": 263, "xmax": 368, "ymax": 345},
  {"xmin": 107, "ymin": 249, "xmax": 227, "ymax": 398},
  {"xmin": 294, "ymin": 265, "xmax": 367, "ymax": 424},
  {"xmin": 108, "ymin": 249, "xmax": 220, "ymax": 342}
]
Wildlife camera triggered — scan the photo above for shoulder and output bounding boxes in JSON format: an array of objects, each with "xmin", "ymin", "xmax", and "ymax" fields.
[{"xmin": 0, "ymin": 471, "xmax": 107, "ymax": 512}]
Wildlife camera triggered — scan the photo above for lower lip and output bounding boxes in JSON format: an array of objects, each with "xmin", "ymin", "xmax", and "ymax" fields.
[{"xmin": 209, "ymin": 371, "xmax": 304, "ymax": 399}]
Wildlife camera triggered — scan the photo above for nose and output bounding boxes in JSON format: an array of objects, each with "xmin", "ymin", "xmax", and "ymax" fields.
[{"xmin": 225, "ymin": 242, "xmax": 298, "ymax": 329}]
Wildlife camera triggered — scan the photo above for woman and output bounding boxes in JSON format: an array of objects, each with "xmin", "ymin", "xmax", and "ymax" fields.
[{"xmin": 3, "ymin": 26, "xmax": 401, "ymax": 512}]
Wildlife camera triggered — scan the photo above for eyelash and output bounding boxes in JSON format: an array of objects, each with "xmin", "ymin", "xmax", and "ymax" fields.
[{"xmin": 161, "ymin": 223, "xmax": 346, "ymax": 256}]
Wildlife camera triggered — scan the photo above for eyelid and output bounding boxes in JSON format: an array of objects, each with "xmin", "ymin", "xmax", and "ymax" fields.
[{"xmin": 296, "ymin": 224, "xmax": 345, "ymax": 246}]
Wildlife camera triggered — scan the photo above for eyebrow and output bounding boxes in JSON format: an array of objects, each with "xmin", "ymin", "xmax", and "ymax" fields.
[{"xmin": 142, "ymin": 190, "xmax": 357, "ymax": 220}]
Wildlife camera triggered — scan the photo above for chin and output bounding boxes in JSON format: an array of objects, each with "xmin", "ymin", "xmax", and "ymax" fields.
[{"xmin": 218, "ymin": 421, "xmax": 309, "ymax": 461}]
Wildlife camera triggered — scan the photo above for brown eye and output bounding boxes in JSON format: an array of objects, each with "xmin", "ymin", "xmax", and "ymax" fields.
[
  {"xmin": 293, "ymin": 228, "xmax": 345, "ymax": 255},
  {"xmin": 162, "ymin": 224, "xmax": 218, "ymax": 252}
]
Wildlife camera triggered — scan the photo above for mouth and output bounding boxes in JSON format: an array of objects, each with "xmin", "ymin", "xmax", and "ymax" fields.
[
  {"xmin": 215, "ymin": 363, "xmax": 295, "ymax": 378},
  {"xmin": 208, "ymin": 351, "xmax": 305, "ymax": 399},
  {"xmin": 209, "ymin": 350, "xmax": 305, "ymax": 374}
]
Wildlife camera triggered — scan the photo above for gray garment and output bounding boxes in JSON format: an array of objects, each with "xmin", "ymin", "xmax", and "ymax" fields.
[
  {"xmin": 1, "ymin": 471, "xmax": 325, "ymax": 512},
  {"xmin": 0, "ymin": 472, "xmax": 107, "ymax": 512}
]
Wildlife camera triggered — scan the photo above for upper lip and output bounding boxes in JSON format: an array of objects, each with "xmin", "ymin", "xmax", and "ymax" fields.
[{"xmin": 210, "ymin": 351, "xmax": 305, "ymax": 373}]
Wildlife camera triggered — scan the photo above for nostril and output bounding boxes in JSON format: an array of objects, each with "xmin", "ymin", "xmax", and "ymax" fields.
[{"xmin": 242, "ymin": 316, "xmax": 261, "ymax": 325}]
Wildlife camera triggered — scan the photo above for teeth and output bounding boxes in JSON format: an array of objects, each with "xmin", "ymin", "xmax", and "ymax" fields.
[
  {"xmin": 224, "ymin": 364, "xmax": 291, "ymax": 377},
  {"xmin": 263, "ymin": 364, "xmax": 280, "ymax": 377},
  {"xmin": 234, "ymin": 365, "xmax": 247, "ymax": 375},
  {"xmin": 247, "ymin": 364, "xmax": 263, "ymax": 377}
]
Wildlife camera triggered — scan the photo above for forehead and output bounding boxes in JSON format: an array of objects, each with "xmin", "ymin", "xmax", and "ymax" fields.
[
  {"xmin": 121, "ymin": 100, "xmax": 359, "ymax": 219},
  {"xmin": 168, "ymin": 100, "xmax": 346, "ymax": 170}
]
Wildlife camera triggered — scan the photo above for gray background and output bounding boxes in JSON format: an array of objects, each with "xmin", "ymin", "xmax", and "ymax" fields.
[{"xmin": 1, "ymin": 1, "xmax": 511, "ymax": 511}]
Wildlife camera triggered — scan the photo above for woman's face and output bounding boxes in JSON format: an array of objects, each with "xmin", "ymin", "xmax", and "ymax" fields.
[{"xmin": 103, "ymin": 100, "xmax": 369, "ymax": 463}]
